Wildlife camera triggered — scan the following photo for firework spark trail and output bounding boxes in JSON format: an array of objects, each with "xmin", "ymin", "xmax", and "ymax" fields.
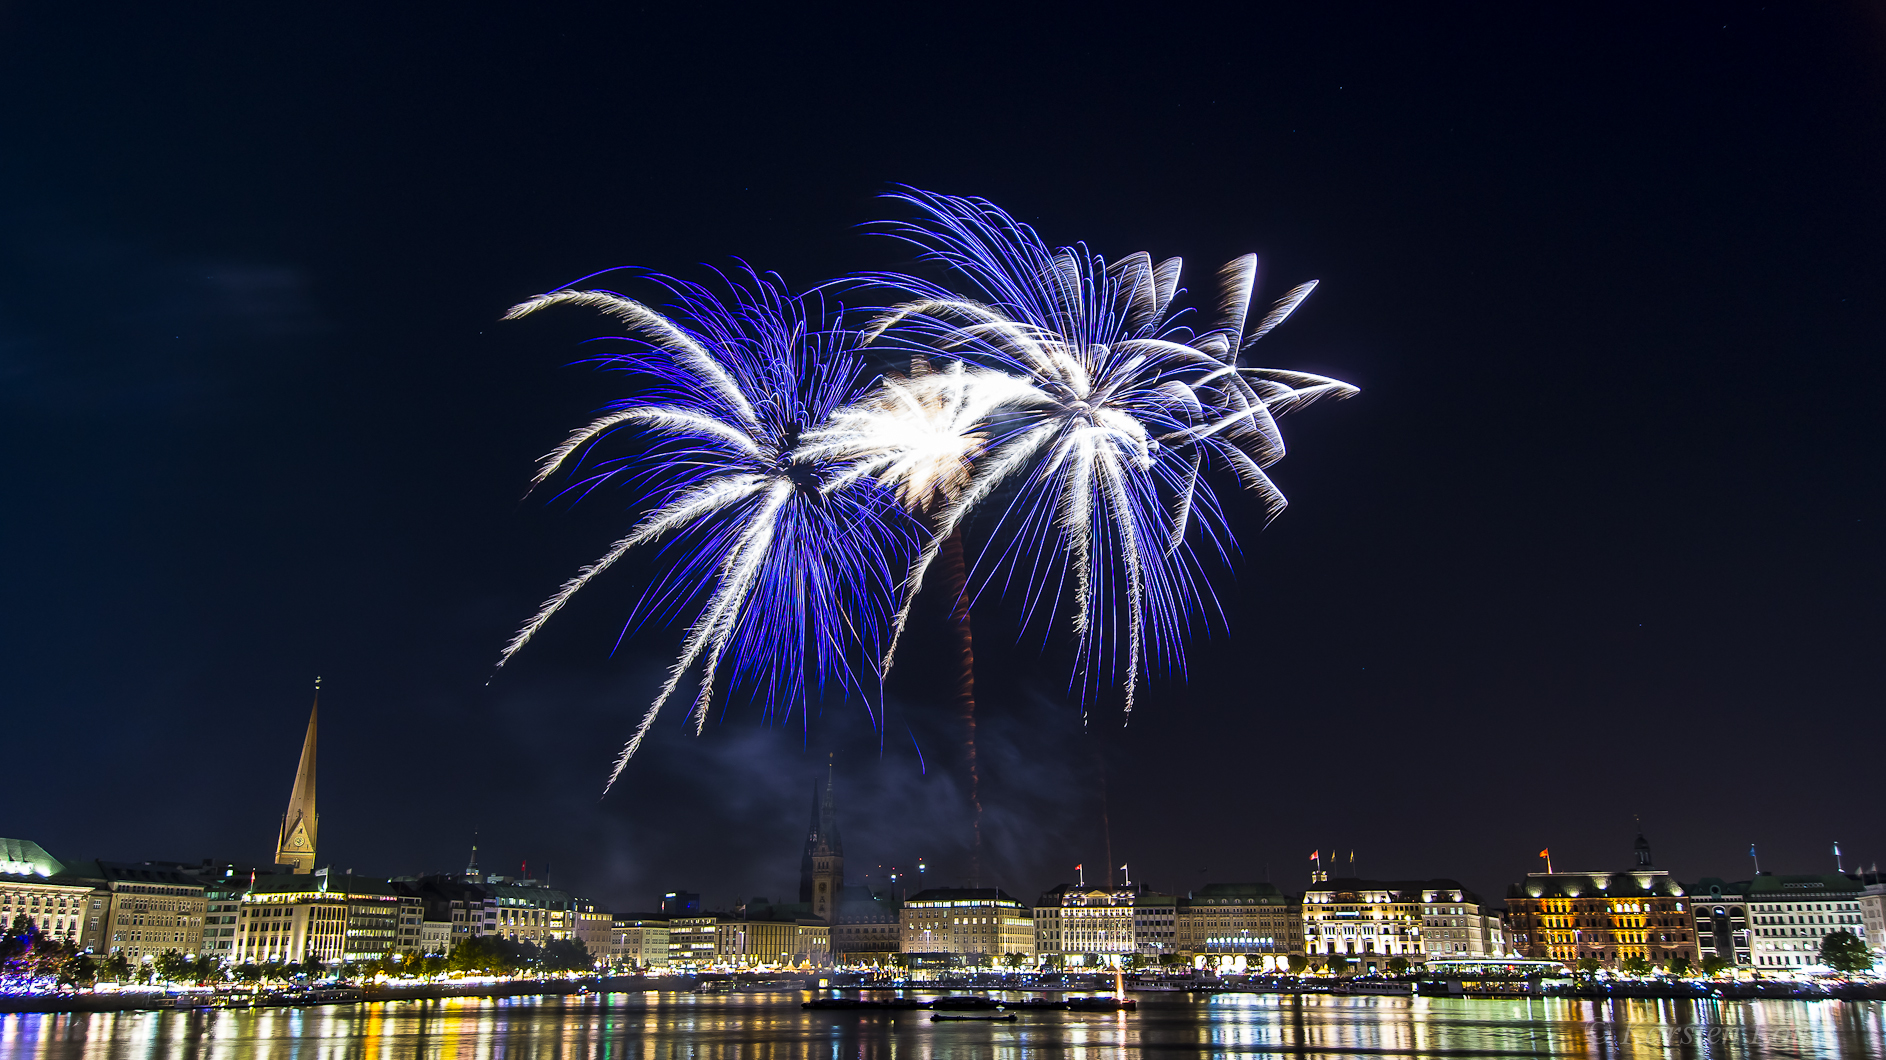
[
  {"xmin": 865, "ymin": 187, "xmax": 1358, "ymax": 716},
  {"xmin": 502, "ymin": 268, "xmax": 918, "ymax": 793},
  {"xmin": 805, "ymin": 357, "xmax": 1032, "ymax": 883}
]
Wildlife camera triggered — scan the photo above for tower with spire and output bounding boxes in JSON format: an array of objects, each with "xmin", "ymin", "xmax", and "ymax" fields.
[
  {"xmin": 1632, "ymin": 817, "xmax": 1654, "ymax": 869},
  {"xmin": 274, "ymin": 680, "xmax": 321, "ymax": 872},
  {"xmin": 797, "ymin": 756, "xmax": 845, "ymax": 921}
]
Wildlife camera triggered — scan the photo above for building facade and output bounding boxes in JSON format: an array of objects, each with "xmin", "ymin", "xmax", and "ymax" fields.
[
  {"xmin": 0, "ymin": 840, "xmax": 97, "ymax": 946},
  {"xmin": 1300, "ymin": 880, "xmax": 1444, "ymax": 969},
  {"xmin": 1506, "ymin": 871, "xmax": 1695, "ymax": 968},
  {"xmin": 1859, "ymin": 871, "xmax": 1885, "ymax": 960},
  {"xmin": 1687, "ymin": 879, "xmax": 1753, "ymax": 968},
  {"xmin": 611, "ymin": 915, "xmax": 671, "ymax": 969},
  {"xmin": 200, "ymin": 881, "xmax": 244, "ymax": 958},
  {"xmin": 1740, "ymin": 873, "xmax": 1867, "ymax": 972},
  {"xmin": 1134, "ymin": 893, "xmax": 1178, "ymax": 958},
  {"xmin": 233, "ymin": 872, "xmax": 420, "ymax": 964},
  {"xmin": 1177, "ymin": 883, "xmax": 1302, "ymax": 970},
  {"xmin": 831, "ymin": 886, "xmax": 901, "ymax": 966},
  {"xmin": 87, "ymin": 862, "xmax": 208, "ymax": 962},
  {"xmin": 904, "ymin": 888, "xmax": 1034, "ymax": 963},
  {"xmin": 1034, "ymin": 885, "xmax": 1136, "ymax": 967}
]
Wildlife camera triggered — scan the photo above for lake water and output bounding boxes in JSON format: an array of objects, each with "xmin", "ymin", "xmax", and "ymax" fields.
[{"xmin": 2, "ymin": 991, "xmax": 1882, "ymax": 1059}]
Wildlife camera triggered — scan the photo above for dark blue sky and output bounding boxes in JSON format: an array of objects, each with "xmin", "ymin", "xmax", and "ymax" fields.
[{"xmin": 2, "ymin": 0, "xmax": 1881, "ymax": 912}]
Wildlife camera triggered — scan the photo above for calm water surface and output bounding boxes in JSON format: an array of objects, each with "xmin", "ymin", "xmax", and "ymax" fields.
[{"xmin": 2, "ymin": 991, "xmax": 1881, "ymax": 1059}]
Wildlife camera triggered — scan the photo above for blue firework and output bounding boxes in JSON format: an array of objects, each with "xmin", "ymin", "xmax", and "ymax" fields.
[
  {"xmin": 863, "ymin": 188, "xmax": 1357, "ymax": 715},
  {"xmin": 500, "ymin": 267, "xmax": 919, "ymax": 790}
]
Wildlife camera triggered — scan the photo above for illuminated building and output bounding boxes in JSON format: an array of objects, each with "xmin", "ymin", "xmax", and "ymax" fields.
[
  {"xmin": 1505, "ymin": 833, "xmax": 1695, "ymax": 969},
  {"xmin": 1134, "ymin": 893, "xmax": 1178, "ymax": 957},
  {"xmin": 903, "ymin": 887, "xmax": 1033, "ymax": 964},
  {"xmin": 611, "ymin": 915, "xmax": 671, "ymax": 969},
  {"xmin": 667, "ymin": 915, "xmax": 720, "ymax": 967},
  {"xmin": 663, "ymin": 910, "xmax": 829, "ymax": 969},
  {"xmin": 405, "ymin": 875, "xmax": 496, "ymax": 949},
  {"xmin": 1177, "ymin": 882, "xmax": 1303, "ymax": 970},
  {"xmin": 830, "ymin": 886, "xmax": 901, "ymax": 967},
  {"xmin": 0, "ymin": 838, "xmax": 96, "ymax": 945},
  {"xmin": 1303, "ymin": 880, "xmax": 1493, "ymax": 968},
  {"xmin": 1859, "ymin": 871, "xmax": 1885, "ymax": 960},
  {"xmin": 798, "ymin": 763, "xmax": 845, "ymax": 922},
  {"xmin": 1033, "ymin": 885, "xmax": 1136, "ymax": 967},
  {"xmin": 1737, "ymin": 873, "xmax": 1866, "ymax": 971},
  {"xmin": 233, "ymin": 871, "xmax": 419, "ymax": 964},
  {"xmin": 1687, "ymin": 879, "xmax": 1752, "ymax": 968},
  {"xmin": 272, "ymin": 692, "xmax": 319, "ymax": 873},
  {"xmin": 200, "ymin": 880, "xmax": 244, "ymax": 957},
  {"xmin": 488, "ymin": 880, "xmax": 579, "ymax": 945}
]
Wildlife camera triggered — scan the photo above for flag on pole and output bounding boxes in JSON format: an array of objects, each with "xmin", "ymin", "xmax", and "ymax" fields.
[
  {"xmin": 1310, "ymin": 851, "xmax": 1319, "ymax": 861},
  {"xmin": 1539, "ymin": 849, "xmax": 1552, "ymax": 873}
]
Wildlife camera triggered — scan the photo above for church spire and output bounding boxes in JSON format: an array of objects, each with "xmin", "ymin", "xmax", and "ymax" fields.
[
  {"xmin": 807, "ymin": 754, "xmax": 845, "ymax": 921},
  {"xmin": 274, "ymin": 679, "xmax": 320, "ymax": 872},
  {"xmin": 821, "ymin": 753, "xmax": 842, "ymax": 857}
]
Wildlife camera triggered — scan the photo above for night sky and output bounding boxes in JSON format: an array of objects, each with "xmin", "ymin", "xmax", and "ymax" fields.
[{"xmin": 3, "ymin": 1, "xmax": 1881, "ymax": 915}]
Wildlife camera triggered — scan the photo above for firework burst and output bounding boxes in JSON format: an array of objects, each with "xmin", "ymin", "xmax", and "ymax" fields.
[
  {"xmin": 500, "ymin": 268, "xmax": 918, "ymax": 791},
  {"xmin": 864, "ymin": 188, "xmax": 1358, "ymax": 716}
]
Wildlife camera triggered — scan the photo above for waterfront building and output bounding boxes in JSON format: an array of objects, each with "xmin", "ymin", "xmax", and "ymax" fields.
[
  {"xmin": 234, "ymin": 871, "xmax": 419, "ymax": 964},
  {"xmin": 489, "ymin": 880, "xmax": 577, "ymax": 945},
  {"xmin": 1505, "ymin": 834, "xmax": 1696, "ymax": 969},
  {"xmin": 570, "ymin": 896, "xmax": 615, "ymax": 960},
  {"xmin": 1687, "ymin": 879, "xmax": 1753, "ymax": 968},
  {"xmin": 904, "ymin": 888, "xmax": 1033, "ymax": 963},
  {"xmin": 404, "ymin": 875, "xmax": 496, "ymax": 950},
  {"xmin": 273, "ymin": 693, "xmax": 320, "ymax": 873},
  {"xmin": 200, "ymin": 880, "xmax": 244, "ymax": 958},
  {"xmin": 419, "ymin": 917, "xmax": 453, "ymax": 955},
  {"xmin": 0, "ymin": 839, "xmax": 96, "ymax": 944},
  {"xmin": 1033, "ymin": 885, "xmax": 1136, "ymax": 967},
  {"xmin": 1134, "ymin": 892, "xmax": 1178, "ymax": 957},
  {"xmin": 1299, "ymin": 880, "xmax": 1434, "ymax": 969},
  {"xmin": 667, "ymin": 915, "xmax": 721, "ymax": 968},
  {"xmin": 1858, "ymin": 870, "xmax": 1885, "ymax": 959},
  {"xmin": 798, "ymin": 764, "xmax": 845, "ymax": 923},
  {"xmin": 1176, "ymin": 883, "xmax": 1302, "ymax": 970},
  {"xmin": 84, "ymin": 861, "xmax": 208, "ymax": 962},
  {"xmin": 1739, "ymin": 873, "xmax": 1867, "ymax": 971},
  {"xmin": 611, "ymin": 915, "xmax": 670, "ymax": 969},
  {"xmin": 661, "ymin": 911, "xmax": 829, "ymax": 968},
  {"xmin": 830, "ymin": 886, "xmax": 901, "ymax": 966}
]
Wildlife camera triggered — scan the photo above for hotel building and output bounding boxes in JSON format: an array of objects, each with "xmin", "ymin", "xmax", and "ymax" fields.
[
  {"xmin": 1301, "ymin": 879, "xmax": 1462, "ymax": 968},
  {"xmin": 904, "ymin": 888, "xmax": 1034, "ymax": 962},
  {"xmin": 1032, "ymin": 885, "xmax": 1135, "ymax": 967},
  {"xmin": 1176, "ymin": 883, "xmax": 1303, "ymax": 970},
  {"xmin": 1739, "ymin": 873, "xmax": 1866, "ymax": 971},
  {"xmin": 1505, "ymin": 835, "xmax": 1697, "ymax": 969}
]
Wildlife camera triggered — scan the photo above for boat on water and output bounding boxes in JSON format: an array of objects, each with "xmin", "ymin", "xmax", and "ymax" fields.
[
  {"xmin": 1332, "ymin": 980, "xmax": 1412, "ymax": 996},
  {"xmin": 1063, "ymin": 996, "xmax": 1137, "ymax": 1012},
  {"xmin": 930, "ymin": 995, "xmax": 1001, "ymax": 1010}
]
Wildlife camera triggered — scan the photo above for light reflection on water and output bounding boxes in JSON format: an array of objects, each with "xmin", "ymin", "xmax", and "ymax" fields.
[{"xmin": 1, "ymin": 991, "xmax": 1882, "ymax": 1059}]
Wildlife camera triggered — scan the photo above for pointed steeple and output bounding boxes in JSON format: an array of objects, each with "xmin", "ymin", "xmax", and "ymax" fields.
[
  {"xmin": 798, "ymin": 780, "xmax": 820, "ymax": 903},
  {"xmin": 274, "ymin": 680, "xmax": 320, "ymax": 872},
  {"xmin": 808, "ymin": 754, "xmax": 845, "ymax": 921},
  {"xmin": 820, "ymin": 754, "xmax": 843, "ymax": 857}
]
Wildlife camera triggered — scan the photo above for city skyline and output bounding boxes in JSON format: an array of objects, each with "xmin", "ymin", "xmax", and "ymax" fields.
[{"xmin": 3, "ymin": 0, "xmax": 1881, "ymax": 923}]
